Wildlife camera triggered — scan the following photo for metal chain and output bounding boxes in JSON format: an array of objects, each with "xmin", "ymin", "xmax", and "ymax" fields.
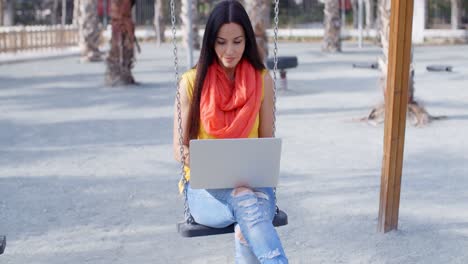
[
  {"xmin": 272, "ymin": 0, "xmax": 280, "ymax": 213},
  {"xmin": 171, "ymin": 0, "xmax": 193, "ymax": 224},
  {"xmin": 272, "ymin": 0, "xmax": 279, "ymax": 138}
]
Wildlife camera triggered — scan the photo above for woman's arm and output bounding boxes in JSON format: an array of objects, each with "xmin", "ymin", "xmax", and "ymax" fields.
[
  {"xmin": 173, "ymin": 77, "xmax": 191, "ymax": 166},
  {"xmin": 259, "ymin": 71, "xmax": 274, "ymax": 138}
]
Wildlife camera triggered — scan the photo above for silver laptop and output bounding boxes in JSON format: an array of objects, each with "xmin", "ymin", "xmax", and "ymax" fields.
[{"xmin": 189, "ymin": 138, "xmax": 282, "ymax": 189}]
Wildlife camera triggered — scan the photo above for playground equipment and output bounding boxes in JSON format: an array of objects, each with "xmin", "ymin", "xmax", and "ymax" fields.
[
  {"xmin": 171, "ymin": 0, "xmax": 288, "ymax": 237},
  {"xmin": 352, "ymin": 61, "xmax": 378, "ymax": 69},
  {"xmin": 266, "ymin": 56, "xmax": 298, "ymax": 90},
  {"xmin": 426, "ymin": 65, "xmax": 453, "ymax": 72},
  {"xmin": 0, "ymin": 236, "xmax": 5, "ymax": 255}
]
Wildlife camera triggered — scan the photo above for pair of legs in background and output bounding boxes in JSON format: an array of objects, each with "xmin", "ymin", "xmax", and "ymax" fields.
[{"xmin": 187, "ymin": 184, "xmax": 288, "ymax": 264}]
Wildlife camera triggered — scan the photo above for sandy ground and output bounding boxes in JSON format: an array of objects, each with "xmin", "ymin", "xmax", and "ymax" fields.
[{"xmin": 1, "ymin": 42, "xmax": 467, "ymax": 264}]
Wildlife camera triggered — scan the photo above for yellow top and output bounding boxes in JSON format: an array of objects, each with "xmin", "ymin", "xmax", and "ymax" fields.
[{"xmin": 178, "ymin": 68, "xmax": 267, "ymax": 192}]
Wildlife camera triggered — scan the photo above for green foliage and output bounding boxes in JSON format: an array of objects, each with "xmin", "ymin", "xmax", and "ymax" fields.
[
  {"xmin": 13, "ymin": 0, "xmax": 74, "ymax": 25},
  {"xmin": 276, "ymin": 0, "xmax": 324, "ymax": 27},
  {"xmin": 428, "ymin": 0, "xmax": 451, "ymax": 26}
]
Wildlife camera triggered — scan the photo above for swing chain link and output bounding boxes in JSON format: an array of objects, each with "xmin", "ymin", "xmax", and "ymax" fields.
[
  {"xmin": 272, "ymin": 0, "xmax": 280, "ymax": 213},
  {"xmin": 171, "ymin": 0, "xmax": 194, "ymax": 224},
  {"xmin": 272, "ymin": 0, "xmax": 279, "ymax": 139}
]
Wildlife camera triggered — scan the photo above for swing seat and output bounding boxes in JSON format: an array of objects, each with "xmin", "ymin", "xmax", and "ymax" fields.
[
  {"xmin": 265, "ymin": 56, "xmax": 298, "ymax": 90},
  {"xmin": 352, "ymin": 62, "xmax": 378, "ymax": 69},
  {"xmin": 266, "ymin": 56, "xmax": 298, "ymax": 71},
  {"xmin": 426, "ymin": 65, "xmax": 453, "ymax": 72},
  {"xmin": 0, "ymin": 236, "xmax": 5, "ymax": 255},
  {"xmin": 177, "ymin": 209, "xmax": 288, "ymax": 237}
]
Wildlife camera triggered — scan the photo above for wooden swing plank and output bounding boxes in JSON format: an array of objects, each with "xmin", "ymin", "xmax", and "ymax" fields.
[{"xmin": 378, "ymin": 0, "xmax": 414, "ymax": 233}]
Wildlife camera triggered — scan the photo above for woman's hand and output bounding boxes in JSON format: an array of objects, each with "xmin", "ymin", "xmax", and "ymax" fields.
[{"xmin": 183, "ymin": 147, "xmax": 190, "ymax": 167}]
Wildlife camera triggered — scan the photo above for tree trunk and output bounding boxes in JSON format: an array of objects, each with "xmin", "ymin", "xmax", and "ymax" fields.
[
  {"xmin": 52, "ymin": 0, "xmax": 59, "ymax": 24},
  {"xmin": 79, "ymin": 0, "xmax": 102, "ymax": 62},
  {"xmin": 377, "ymin": 0, "xmax": 390, "ymax": 93},
  {"xmin": 323, "ymin": 0, "xmax": 341, "ymax": 52},
  {"xmin": 3, "ymin": 0, "xmax": 14, "ymax": 26},
  {"xmin": 374, "ymin": 0, "xmax": 384, "ymax": 44},
  {"xmin": 377, "ymin": 0, "xmax": 414, "ymax": 103},
  {"xmin": 364, "ymin": 0, "xmax": 374, "ymax": 29},
  {"xmin": 105, "ymin": 0, "xmax": 137, "ymax": 86},
  {"xmin": 0, "ymin": 0, "xmax": 4, "ymax": 26},
  {"xmin": 154, "ymin": 0, "xmax": 165, "ymax": 46},
  {"xmin": 351, "ymin": 0, "xmax": 358, "ymax": 28},
  {"xmin": 245, "ymin": 0, "xmax": 270, "ymax": 62},
  {"xmin": 73, "ymin": 0, "xmax": 80, "ymax": 25},
  {"xmin": 365, "ymin": 0, "xmax": 440, "ymax": 126},
  {"xmin": 181, "ymin": 0, "xmax": 200, "ymax": 50},
  {"xmin": 61, "ymin": 0, "xmax": 67, "ymax": 25},
  {"xmin": 451, "ymin": 0, "xmax": 461, "ymax": 30}
]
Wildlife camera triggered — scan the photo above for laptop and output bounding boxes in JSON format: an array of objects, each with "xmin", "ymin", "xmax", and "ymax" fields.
[{"xmin": 189, "ymin": 138, "xmax": 282, "ymax": 189}]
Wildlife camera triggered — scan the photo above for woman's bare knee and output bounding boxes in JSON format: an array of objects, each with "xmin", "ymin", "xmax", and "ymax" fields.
[{"xmin": 232, "ymin": 187, "xmax": 254, "ymax": 197}]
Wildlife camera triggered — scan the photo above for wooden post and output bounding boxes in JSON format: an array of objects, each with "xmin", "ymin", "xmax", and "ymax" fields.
[{"xmin": 378, "ymin": 0, "xmax": 414, "ymax": 233}]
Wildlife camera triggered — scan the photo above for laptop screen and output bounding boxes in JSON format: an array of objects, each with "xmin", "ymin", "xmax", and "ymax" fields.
[{"xmin": 189, "ymin": 138, "xmax": 282, "ymax": 189}]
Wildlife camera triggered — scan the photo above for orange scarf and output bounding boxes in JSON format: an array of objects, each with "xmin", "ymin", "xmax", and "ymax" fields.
[{"xmin": 200, "ymin": 59, "xmax": 262, "ymax": 138}]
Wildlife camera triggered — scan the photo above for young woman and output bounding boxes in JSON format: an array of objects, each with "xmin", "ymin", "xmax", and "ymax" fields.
[{"xmin": 173, "ymin": 1, "xmax": 288, "ymax": 263}]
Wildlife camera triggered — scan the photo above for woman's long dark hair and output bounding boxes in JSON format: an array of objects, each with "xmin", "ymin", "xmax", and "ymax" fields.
[{"xmin": 188, "ymin": 0, "xmax": 266, "ymax": 140}]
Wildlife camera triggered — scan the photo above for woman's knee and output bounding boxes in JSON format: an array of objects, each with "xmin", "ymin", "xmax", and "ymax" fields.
[
  {"xmin": 231, "ymin": 187, "xmax": 254, "ymax": 197},
  {"xmin": 232, "ymin": 188, "xmax": 274, "ymax": 227}
]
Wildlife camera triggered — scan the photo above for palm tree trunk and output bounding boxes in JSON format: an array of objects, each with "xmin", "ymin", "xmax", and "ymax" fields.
[
  {"xmin": 3, "ymin": 0, "xmax": 14, "ymax": 26},
  {"xmin": 181, "ymin": 0, "xmax": 200, "ymax": 50},
  {"xmin": 365, "ymin": 0, "xmax": 440, "ymax": 126},
  {"xmin": 364, "ymin": 0, "xmax": 374, "ymax": 29},
  {"xmin": 191, "ymin": 0, "xmax": 200, "ymax": 49},
  {"xmin": 323, "ymin": 0, "xmax": 341, "ymax": 52},
  {"xmin": 377, "ymin": 0, "xmax": 415, "ymax": 103},
  {"xmin": 61, "ymin": 0, "xmax": 67, "ymax": 25},
  {"xmin": 245, "ymin": 0, "xmax": 270, "ymax": 62},
  {"xmin": 105, "ymin": 0, "xmax": 137, "ymax": 86},
  {"xmin": 377, "ymin": 0, "xmax": 390, "ymax": 97},
  {"xmin": 73, "ymin": 0, "xmax": 80, "ymax": 25},
  {"xmin": 79, "ymin": 0, "xmax": 102, "ymax": 62},
  {"xmin": 373, "ymin": 0, "xmax": 382, "ymax": 44},
  {"xmin": 351, "ymin": 0, "xmax": 358, "ymax": 28},
  {"xmin": 52, "ymin": 0, "xmax": 59, "ymax": 24},
  {"xmin": 154, "ymin": 0, "xmax": 165, "ymax": 46},
  {"xmin": 451, "ymin": 0, "xmax": 461, "ymax": 30},
  {"xmin": 0, "ymin": 0, "xmax": 4, "ymax": 26}
]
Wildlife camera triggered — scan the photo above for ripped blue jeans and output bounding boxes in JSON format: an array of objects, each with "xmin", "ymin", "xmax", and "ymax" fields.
[{"xmin": 187, "ymin": 184, "xmax": 288, "ymax": 264}]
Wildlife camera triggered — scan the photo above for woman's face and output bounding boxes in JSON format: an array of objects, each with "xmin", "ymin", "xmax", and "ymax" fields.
[{"xmin": 214, "ymin": 23, "xmax": 246, "ymax": 71}]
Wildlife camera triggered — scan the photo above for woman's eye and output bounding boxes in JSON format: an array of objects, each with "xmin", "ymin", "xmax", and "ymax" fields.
[
  {"xmin": 234, "ymin": 41, "xmax": 242, "ymax": 44},
  {"xmin": 217, "ymin": 41, "xmax": 225, "ymax": 45}
]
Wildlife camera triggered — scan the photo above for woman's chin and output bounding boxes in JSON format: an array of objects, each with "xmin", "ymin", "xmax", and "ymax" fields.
[{"xmin": 221, "ymin": 61, "xmax": 238, "ymax": 69}]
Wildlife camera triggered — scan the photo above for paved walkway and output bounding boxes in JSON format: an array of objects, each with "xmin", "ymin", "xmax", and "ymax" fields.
[{"xmin": 1, "ymin": 42, "xmax": 467, "ymax": 263}]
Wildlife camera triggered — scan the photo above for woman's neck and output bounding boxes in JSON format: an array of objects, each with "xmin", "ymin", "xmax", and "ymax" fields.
[{"xmin": 224, "ymin": 68, "xmax": 235, "ymax": 81}]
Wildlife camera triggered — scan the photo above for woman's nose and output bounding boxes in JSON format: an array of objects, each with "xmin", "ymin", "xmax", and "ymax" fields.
[{"xmin": 225, "ymin": 43, "xmax": 235, "ymax": 55}]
